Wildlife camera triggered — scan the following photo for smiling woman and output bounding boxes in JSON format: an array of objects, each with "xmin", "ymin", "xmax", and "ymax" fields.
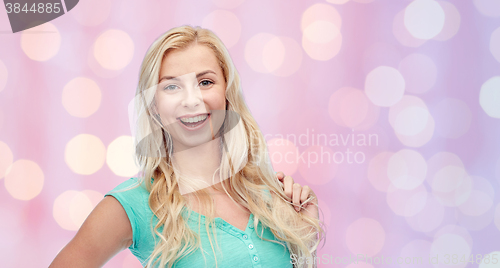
[{"xmin": 49, "ymin": 25, "xmax": 324, "ymax": 268}]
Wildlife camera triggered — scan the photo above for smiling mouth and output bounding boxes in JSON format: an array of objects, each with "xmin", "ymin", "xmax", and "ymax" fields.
[{"xmin": 178, "ymin": 114, "xmax": 209, "ymax": 128}]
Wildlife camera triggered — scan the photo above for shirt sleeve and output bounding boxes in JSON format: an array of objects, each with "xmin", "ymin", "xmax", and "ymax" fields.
[{"xmin": 104, "ymin": 177, "xmax": 149, "ymax": 252}]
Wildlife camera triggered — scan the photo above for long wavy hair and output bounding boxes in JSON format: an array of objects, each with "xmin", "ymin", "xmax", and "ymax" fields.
[{"xmin": 131, "ymin": 25, "xmax": 324, "ymax": 268}]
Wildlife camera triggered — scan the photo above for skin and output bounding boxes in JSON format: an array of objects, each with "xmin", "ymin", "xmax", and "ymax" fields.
[
  {"xmin": 276, "ymin": 171, "xmax": 319, "ymax": 220},
  {"xmin": 156, "ymin": 43, "xmax": 227, "ymax": 195},
  {"xmin": 49, "ymin": 43, "xmax": 317, "ymax": 267},
  {"xmin": 155, "ymin": 43, "xmax": 226, "ymax": 152}
]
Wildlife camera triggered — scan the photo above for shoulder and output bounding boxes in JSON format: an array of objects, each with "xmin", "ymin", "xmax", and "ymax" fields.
[
  {"xmin": 106, "ymin": 177, "xmax": 151, "ymax": 204},
  {"xmin": 105, "ymin": 177, "xmax": 153, "ymax": 250}
]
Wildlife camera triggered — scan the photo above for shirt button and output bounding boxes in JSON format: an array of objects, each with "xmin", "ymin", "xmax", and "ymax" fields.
[
  {"xmin": 253, "ymin": 256, "xmax": 259, "ymax": 262},
  {"xmin": 243, "ymin": 234, "xmax": 248, "ymax": 239},
  {"xmin": 248, "ymin": 244, "xmax": 254, "ymax": 249}
]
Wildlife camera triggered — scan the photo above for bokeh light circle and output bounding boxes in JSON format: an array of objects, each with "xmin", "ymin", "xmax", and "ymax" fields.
[
  {"xmin": 479, "ymin": 251, "xmax": 500, "ymax": 268},
  {"xmin": 433, "ymin": 1, "xmax": 461, "ymax": 41},
  {"xmin": 458, "ymin": 190, "xmax": 494, "ymax": 216},
  {"xmin": 329, "ymin": 87, "xmax": 381, "ymax": 130},
  {"xmin": 386, "ymin": 184, "xmax": 427, "ymax": 217},
  {"xmin": 340, "ymin": 89, "xmax": 370, "ymax": 128},
  {"xmin": 328, "ymin": 87, "xmax": 377, "ymax": 129},
  {"xmin": 479, "ymin": 76, "xmax": 500, "ymax": 118},
  {"xmin": 394, "ymin": 106, "xmax": 430, "ymax": 136},
  {"xmin": 62, "ymin": 77, "xmax": 102, "ymax": 118},
  {"xmin": 430, "ymin": 234, "xmax": 471, "ymax": 268},
  {"xmin": 70, "ymin": 0, "xmax": 113, "ymax": 26},
  {"xmin": 405, "ymin": 195, "xmax": 445, "ymax": 232},
  {"xmin": 389, "ymin": 95, "xmax": 435, "ymax": 147},
  {"xmin": 389, "ymin": 95, "xmax": 427, "ymax": 127},
  {"xmin": 107, "ymin": 136, "xmax": 139, "ymax": 177},
  {"xmin": 202, "ymin": 10, "xmax": 241, "ymax": 49},
  {"xmin": 346, "ymin": 218, "xmax": 385, "ymax": 257},
  {"xmin": 245, "ymin": 34, "xmax": 303, "ymax": 75},
  {"xmin": 4, "ymin": 159, "xmax": 44, "ymax": 200},
  {"xmin": 396, "ymin": 115, "xmax": 435, "ymax": 147},
  {"xmin": 298, "ymin": 146, "xmax": 338, "ymax": 185},
  {"xmin": 393, "ymin": 9, "xmax": 427, "ymax": 47},
  {"xmin": 433, "ymin": 98, "xmax": 472, "ymax": 139},
  {"xmin": 365, "ymin": 66, "xmax": 405, "ymax": 107},
  {"xmin": 0, "ymin": 141, "xmax": 13, "ymax": 179},
  {"xmin": 388, "ymin": 149, "xmax": 427, "ymax": 190},
  {"xmin": 399, "ymin": 240, "xmax": 432, "ymax": 268},
  {"xmin": 93, "ymin": 29, "xmax": 134, "ymax": 71},
  {"xmin": 426, "ymin": 152, "xmax": 465, "ymax": 185},
  {"xmin": 474, "ymin": 0, "xmax": 500, "ymax": 17},
  {"xmin": 302, "ymin": 28, "xmax": 342, "ymax": 61},
  {"xmin": 304, "ymin": 20, "xmax": 340, "ymax": 44},
  {"xmin": 270, "ymin": 36, "xmax": 303, "ymax": 77},
  {"xmin": 398, "ymin": 53, "xmax": 437, "ymax": 94},
  {"xmin": 432, "ymin": 167, "xmax": 472, "ymax": 207},
  {"xmin": 490, "ymin": 27, "xmax": 500, "ymax": 64},
  {"xmin": 21, "ymin": 22, "xmax": 61, "ymax": 61},
  {"xmin": 367, "ymin": 151, "xmax": 394, "ymax": 192},
  {"xmin": 267, "ymin": 138, "xmax": 300, "ymax": 176},
  {"xmin": 495, "ymin": 204, "xmax": 500, "ymax": 232},
  {"xmin": 404, "ymin": 0, "xmax": 445, "ymax": 40},
  {"xmin": 301, "ymin": 3, "xmax": 342, "ymax": 32},
  {"xmin": 65, "ymin": 134, "xmax": 106, "ymax": 175},
  {"xmin": 245, "ymin": 33, "xmax": 277, "ymax": 73},
  {"xmin": 455, "ymin": 205, "xmax": 495, "ymax": 231},
  {"xmin": 434, "ymin": 225, "xmax": 473, "ymax": 248},
  {"xmin": 262, "ymin": 37, "xmax": 285, "ymax": 73},
  {"xmin": 301, "ymin": 4, "xmax": 343, "ymax": 61},
  {"xmin": 53, "ymin": 190, "xmax": 102, "ymax": 231}
]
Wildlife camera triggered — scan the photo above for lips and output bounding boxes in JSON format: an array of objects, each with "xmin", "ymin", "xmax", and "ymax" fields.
[
  {"xmin": 177, "ymin": 113, "xmax": 210, "ymax": 121},
  {"xmin": 178, "ymin": 113, "xmax": 210, "ymax": 129}
]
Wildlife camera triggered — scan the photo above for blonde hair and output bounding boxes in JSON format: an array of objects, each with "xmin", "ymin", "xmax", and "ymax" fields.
[{"xmin": 132, "ymin": 25, "xmax": 325, "ymax": 268}]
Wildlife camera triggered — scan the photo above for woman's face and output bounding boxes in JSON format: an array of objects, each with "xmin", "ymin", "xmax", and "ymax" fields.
[{"xmin": 155, "ymin": 44, "xmax": 227, "ymax": 150}]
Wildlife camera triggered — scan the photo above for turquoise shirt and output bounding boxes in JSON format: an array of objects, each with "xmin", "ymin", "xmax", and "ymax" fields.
[{"xmin": 105, "ymin": 177, "xmax": 292, "ymax": 268}]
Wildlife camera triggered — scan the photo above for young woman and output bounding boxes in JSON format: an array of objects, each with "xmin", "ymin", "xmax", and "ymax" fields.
[{"xmin": 50, "ymin": 25, "xmax": 324, "ymax": 268}]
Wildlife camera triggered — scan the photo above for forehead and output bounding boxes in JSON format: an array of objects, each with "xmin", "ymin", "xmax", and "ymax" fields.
[{"xmin": 160, "ymin": 44, "xmax": 221, "ymax": 77}]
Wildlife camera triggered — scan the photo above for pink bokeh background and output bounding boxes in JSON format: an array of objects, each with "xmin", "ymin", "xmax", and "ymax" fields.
[{"xmin": 1, "ymin": 0, "xmax": 500, "ymax": 267}]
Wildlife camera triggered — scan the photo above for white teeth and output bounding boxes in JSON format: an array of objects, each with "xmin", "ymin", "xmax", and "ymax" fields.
[{"xmin": 180, "ymin": 114, "xmax": 208, "ymax": 123}]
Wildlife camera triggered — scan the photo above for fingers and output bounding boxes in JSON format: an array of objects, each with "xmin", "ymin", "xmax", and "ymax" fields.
[
  {"xmin": 292, "ymin": 183, "xmax": 302, "ymax": 211},
  {"xmin": 276, "ymin": 171, "xmax": 285, "ymax": 182},
  {"xmin": 276, "ymin": 172, "xmax": 314, "ymax": 213},
  {"xmin": 282, "ymin": 175, "xmax": 294, "ymax": 199},
  {"xmin": 300, "ymin": 185, "xmax": 311, "ymax": 203}
]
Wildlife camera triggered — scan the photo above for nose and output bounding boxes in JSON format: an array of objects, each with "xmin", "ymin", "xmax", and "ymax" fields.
[{"xmin": 181, "ymin": 83, "xmax": 203, "ymax": 108}]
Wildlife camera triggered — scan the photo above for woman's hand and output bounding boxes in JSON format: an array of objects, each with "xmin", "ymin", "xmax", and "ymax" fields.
[{"xmin": 276, "ymin": 171, "xmax": 319, "ymax": 219}]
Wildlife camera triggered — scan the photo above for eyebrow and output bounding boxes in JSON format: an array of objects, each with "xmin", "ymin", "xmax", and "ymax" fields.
[{"xmin": 159, "ymin": 70, "xmax": 216, "ymax": 82}]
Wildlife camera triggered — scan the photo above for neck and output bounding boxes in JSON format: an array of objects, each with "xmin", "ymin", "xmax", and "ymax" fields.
[{"xmin": 171, "ymin": 137, "xmax": 223, "ymax": 195}]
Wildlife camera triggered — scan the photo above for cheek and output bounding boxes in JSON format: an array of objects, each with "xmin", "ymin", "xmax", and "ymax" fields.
[
  {"xmin": 204, "ymin": 92, "xmax": 226, "ymax": 110},
  {"xmin": 156, "ymin": 99, "xmax": 177, "ymax": 123}
]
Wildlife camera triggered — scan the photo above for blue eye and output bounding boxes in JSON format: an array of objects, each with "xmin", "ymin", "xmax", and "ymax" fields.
[
  {"xmin": 200, "ymin": 80, "xmax": 213, "ymax": 87},
  {"xmin": 164, "ymin": 84, "xmax": 178, "ymax": 91}
]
